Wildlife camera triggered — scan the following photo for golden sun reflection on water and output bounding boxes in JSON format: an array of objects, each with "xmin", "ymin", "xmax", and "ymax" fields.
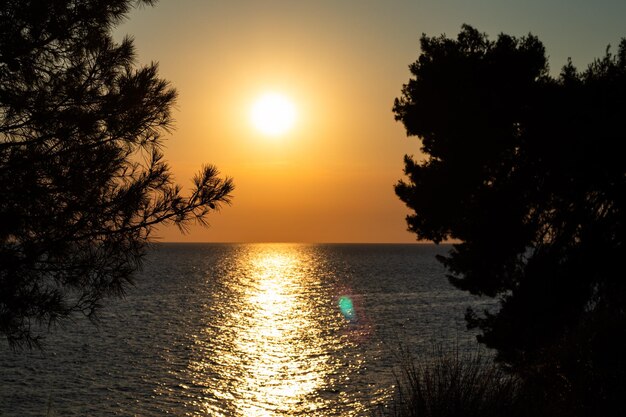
[
  {"xmin": 234, "ymin": 251, "xmax": 329, "ymax": 415},
  {"xmin": 187, "ymin": 244, "xmax": 383, "ymax": 416}
]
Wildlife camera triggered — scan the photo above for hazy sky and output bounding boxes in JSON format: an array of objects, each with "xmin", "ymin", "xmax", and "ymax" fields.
[{"xmin": 116, "ymin": 0, "xmax": 626, "ymax": 243}]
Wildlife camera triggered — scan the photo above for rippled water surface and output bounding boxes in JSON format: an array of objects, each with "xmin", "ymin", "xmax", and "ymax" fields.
[{"xmin": 0, "ymin": 243, "xmax": 493, "ymax": 416}]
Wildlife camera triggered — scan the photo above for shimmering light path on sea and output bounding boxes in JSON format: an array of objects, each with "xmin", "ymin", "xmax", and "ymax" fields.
[
  {"xmin": 184, "ymin": 244, "xmax": 383, "ymax": 416},
  {"xmin": 0, "ymin": 243, "xmax": 493, "ymax": 416}
]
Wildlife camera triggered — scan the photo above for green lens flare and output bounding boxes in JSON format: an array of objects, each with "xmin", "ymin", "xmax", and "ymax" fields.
[{"xmin": 338, "ymin": 296, "xmax": 355, "ymax": 320}]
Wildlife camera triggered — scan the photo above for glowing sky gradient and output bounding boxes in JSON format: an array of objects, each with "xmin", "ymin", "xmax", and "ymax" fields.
[{"xmin": 116, "ymin": 0, "xmax": 626, "ymax": 242}]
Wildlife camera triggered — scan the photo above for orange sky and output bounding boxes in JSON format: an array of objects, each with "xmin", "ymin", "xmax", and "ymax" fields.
[{"xmin": 117, "ymin": 0, "xmax": 626, "ymax": 243}]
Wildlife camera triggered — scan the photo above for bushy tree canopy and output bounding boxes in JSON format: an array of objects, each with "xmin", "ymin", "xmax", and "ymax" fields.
[
  {"xmin": 394, "ymin": 25, "xmax": 626, "ymax": 414},
  {"xmin": 0, "ymin": 0, "xmax": 233, "ymax": 348}
]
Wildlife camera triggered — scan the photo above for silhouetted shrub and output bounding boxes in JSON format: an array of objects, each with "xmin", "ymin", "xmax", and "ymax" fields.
[{"xmin": 393, "ymin": 25, "xmax": 626, "ymax": 414}]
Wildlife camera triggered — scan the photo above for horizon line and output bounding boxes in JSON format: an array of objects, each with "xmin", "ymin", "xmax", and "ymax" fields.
[{"xmin": 149, "ymin": 241, "xmax": 449, "ymax": 245}]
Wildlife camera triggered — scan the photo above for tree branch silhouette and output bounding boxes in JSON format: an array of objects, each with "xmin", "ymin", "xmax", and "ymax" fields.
[
  {"xmin": 0, "ymin": 0, "xmax": 233, "ymax": 349},
  {"xmin": 394, "ymin": 24, "xmax": 626, "ymax": 415}
]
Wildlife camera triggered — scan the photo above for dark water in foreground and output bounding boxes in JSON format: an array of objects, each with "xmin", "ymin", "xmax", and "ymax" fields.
[{"xmin": 0, "ymin": 243, "xmax": 494, "ymax": 416}]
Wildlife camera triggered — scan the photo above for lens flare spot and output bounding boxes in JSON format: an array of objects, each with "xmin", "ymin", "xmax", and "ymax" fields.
[{"xmin": 338, "ymin": 296, "xmax": 355, "ymax": 320}]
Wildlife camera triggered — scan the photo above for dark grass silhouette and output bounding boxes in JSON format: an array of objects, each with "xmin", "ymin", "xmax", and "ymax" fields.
[{"xmin": 377, "ymin": 344, "xmax": 520, "ymax": 417}]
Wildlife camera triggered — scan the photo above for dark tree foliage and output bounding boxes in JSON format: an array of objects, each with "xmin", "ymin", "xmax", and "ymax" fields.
[
  {"xmin": 394, "ymin": 25, "xmax": 626, "ymax": 415},
  {"xmin": 0, "ymin": 0, "xmax": 233, "ymax": 348}
]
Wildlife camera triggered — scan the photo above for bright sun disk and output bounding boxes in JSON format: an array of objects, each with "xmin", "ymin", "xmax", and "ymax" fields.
[{"xmin": 250, "ymin": 92, "xmax": 297, "ymax": 136}]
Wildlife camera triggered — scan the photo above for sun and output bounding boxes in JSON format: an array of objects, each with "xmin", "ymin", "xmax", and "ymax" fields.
[{"xmin": 250, "ymin": 92, "xmax": 297, "ymax": 136}]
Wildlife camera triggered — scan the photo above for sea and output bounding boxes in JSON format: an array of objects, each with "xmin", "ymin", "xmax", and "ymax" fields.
[{"xmin": 0, "ymin": 243, "xmax": 495, "ymax": 416}]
